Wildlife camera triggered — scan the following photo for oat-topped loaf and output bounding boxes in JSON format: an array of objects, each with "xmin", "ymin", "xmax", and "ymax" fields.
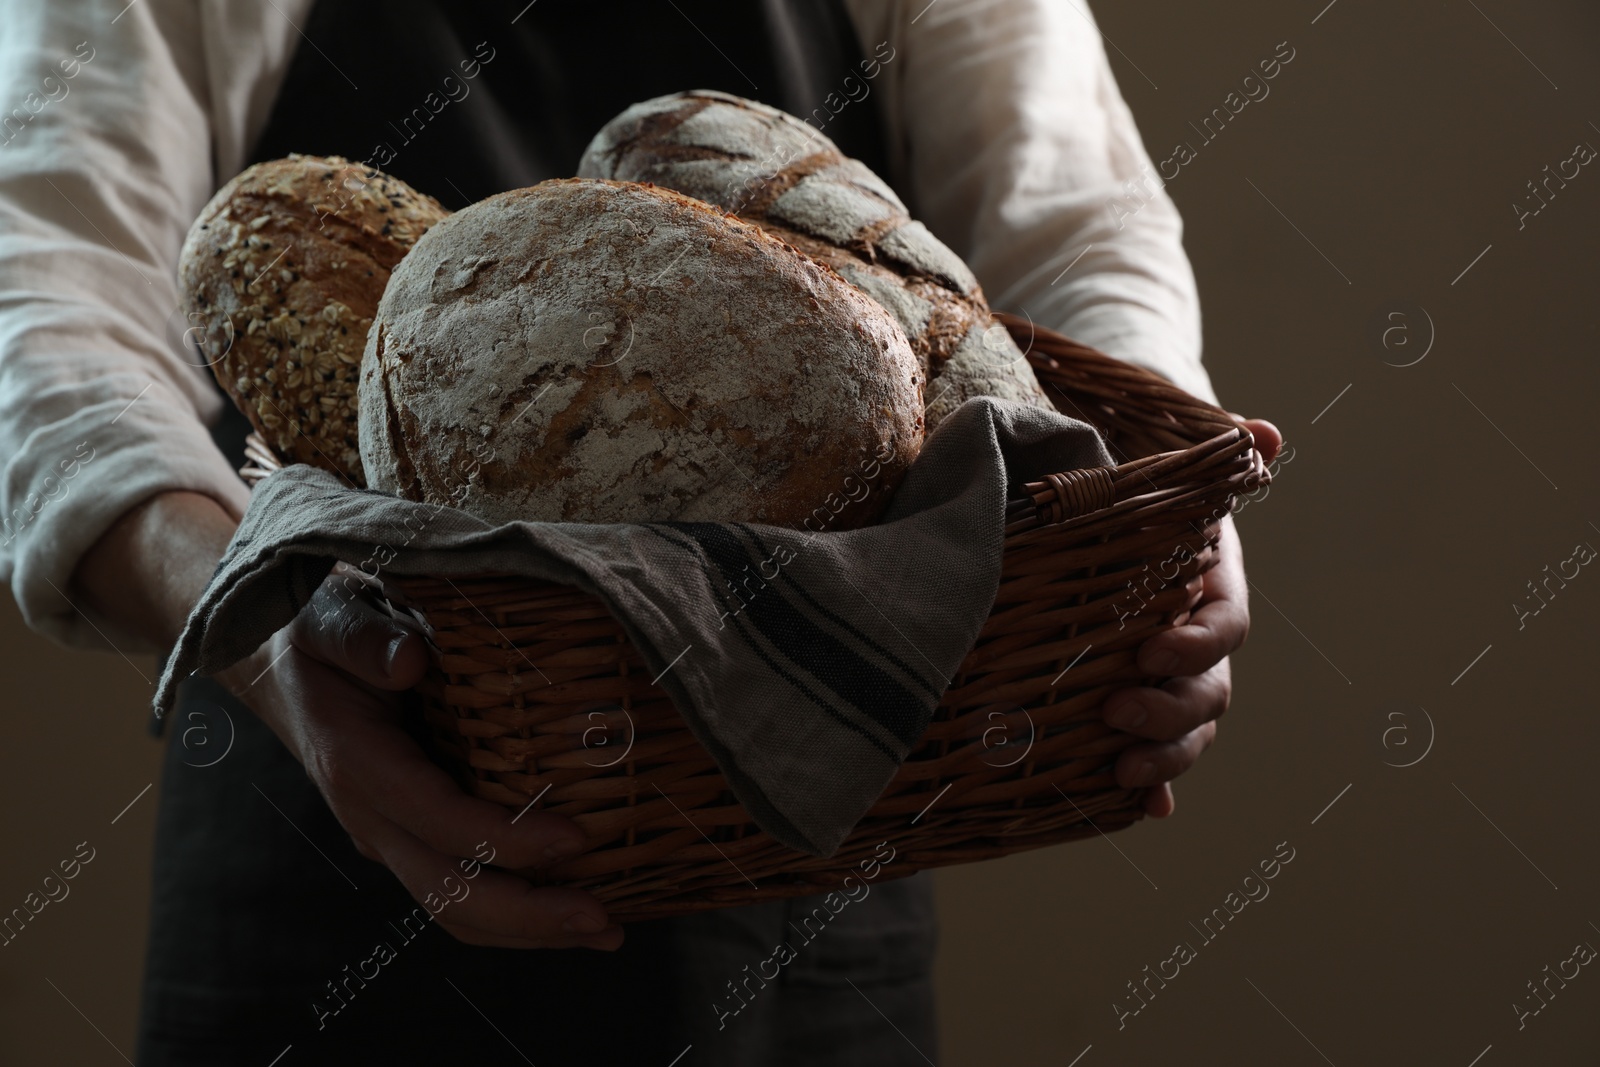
[
  {"xmin": 359, "ymin": 178, "xmax": 924, "ymax": 529},
  {"xmin": 578, "ymin": 90, "xmax": 1054, "ymax": 431},
  {"xmin": 178, "ymin": 155, "xmax": 449, "ymax": 485}
]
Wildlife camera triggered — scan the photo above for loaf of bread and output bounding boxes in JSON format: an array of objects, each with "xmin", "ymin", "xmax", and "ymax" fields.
[
  {"xmin": 358, "ymin": 178, "xmax": 924, "ymax": 529},
  {"xmin": 179, "ymin": 154, "xmax": 450, "ymax": 485},
  {"xmin": 577, "ymin": 90, "xmax": 1053, "ymax": 430}
]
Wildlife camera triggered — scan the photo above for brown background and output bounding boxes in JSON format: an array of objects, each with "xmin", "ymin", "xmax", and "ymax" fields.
[{"xmin": 3, "ymin": 1, "xmax": 1598, "ymax": 1063}]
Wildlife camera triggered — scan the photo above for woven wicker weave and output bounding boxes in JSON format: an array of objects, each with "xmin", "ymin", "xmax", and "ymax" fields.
[{"xmin": 241, "ymin": 314, "xmax": 1265, "ymax": 921}]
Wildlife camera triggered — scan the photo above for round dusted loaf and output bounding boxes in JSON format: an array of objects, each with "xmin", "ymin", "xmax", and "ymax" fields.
[
  {"xmin": 577, "ymin": 90, "xmax": 1053, "ymax": 431},
  {"xmin": 358, "ymin": 178, "xmax": 924, "ymax": 528},
  {"xmin": 179, "ymin": 154, "xmax": 449, "ymax": 484}
]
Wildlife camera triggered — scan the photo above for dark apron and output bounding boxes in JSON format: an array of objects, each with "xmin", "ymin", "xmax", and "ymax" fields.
[{"xmin": 135, "ymin": 3, "xmax": 938, "ymax": 1064}]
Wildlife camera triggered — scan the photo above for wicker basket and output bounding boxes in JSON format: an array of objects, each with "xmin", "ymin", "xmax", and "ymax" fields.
[{"xmin": 242, "ymin": 313, "xmax": 1266, "ymax": 921}]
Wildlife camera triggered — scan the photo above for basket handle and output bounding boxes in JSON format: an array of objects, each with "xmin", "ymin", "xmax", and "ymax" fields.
[
  {"xmin": 1034, "ymin": 465, "xmax": 1118, "ymax": 524},
  {"xmin": 1010, "ymin": 426, "xmax": 1265, "ymax": 531}
]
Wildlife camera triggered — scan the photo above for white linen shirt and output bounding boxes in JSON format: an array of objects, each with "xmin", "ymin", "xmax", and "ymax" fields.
[{"xmin": 0, "ymin": 0, "xmax": 1210, "ymax": 651}]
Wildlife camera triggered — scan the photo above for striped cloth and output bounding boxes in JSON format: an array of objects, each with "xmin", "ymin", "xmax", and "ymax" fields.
[{"xmin": 152, "ymin": 398, "xmax": 1109, "ymax": 856}]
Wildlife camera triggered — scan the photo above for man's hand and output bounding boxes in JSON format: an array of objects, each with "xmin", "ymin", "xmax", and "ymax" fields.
[
  {"xmin": 217, "ymin": 572, "xmax": 623, "ymax": 951},
  {"xmin": 1103, "ymin": 417, "xmax": 1282, "ymax": 817},
  {"xmin": 73, "ymin": 490, "xmax": 619, "ymax": 951}
]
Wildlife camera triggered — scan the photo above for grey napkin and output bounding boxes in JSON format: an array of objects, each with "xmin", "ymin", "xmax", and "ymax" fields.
[{"xmin": 153, "ymin": 397, "xmax": 1110, "ymax": 856}]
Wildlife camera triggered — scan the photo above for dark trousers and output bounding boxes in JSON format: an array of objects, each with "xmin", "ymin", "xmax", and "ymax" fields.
[{"xmin": 135, "ymin": 678, "xmax": 939, "ymax": 1065}]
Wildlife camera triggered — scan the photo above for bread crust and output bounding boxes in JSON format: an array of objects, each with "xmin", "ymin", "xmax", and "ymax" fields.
[
  {"xmin": 178, "ymin": 154, "xmax": 449, "ymax": 484},
  {"xmin": 577, "ymin": 91, "xmax": 1052, "ymax": 431},
  {"xmin": 359, "ymin": 178, "xmax": 924, "ymax": 529}
]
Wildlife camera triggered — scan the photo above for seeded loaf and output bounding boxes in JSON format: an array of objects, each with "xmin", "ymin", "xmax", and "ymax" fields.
[
  {"xmin": 178, "ymin": 154, "xmax": 449, "ymax": 485},
  {"xmin": 358, "ymin": 178, "xmax": 924, "ymax": 529},
  {"xmin": 577, "ymin": 90, "xmax": 1053, "ymax": 431}
]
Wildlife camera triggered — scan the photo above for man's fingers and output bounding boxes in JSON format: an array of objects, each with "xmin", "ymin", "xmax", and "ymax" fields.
[
  {"xmin": 345, "ymin": 806, "xmax": 615, "ymax": 948},
  {"xmin": 288, "ymin": 569, "xmax": 429, "ymax": 691},
  {"xmin": 1137, "ymin": 595, "xmax": 1248, "ymax": 677},
  {"xmin": 1137, "ymin": 516, "xmax": 1247, "ymax": 676},
  {"xmin": 1231, "ymin": 414, "xmax": 1282, "ymax": 466},
  {"xmin": 323, "ymin": 711, "xmax": 590, "ymax": 871},
  {"xmin": 1114, "ymin": 720, "xmax": 1217, "ymax": 790},
  {"xmin": 1104, "ymin": 661, "xmax": 1231, "ymax": 741},
  {"xmin": 1142, "ymin": 782, "xmax": 1176, "ymax": 818}
]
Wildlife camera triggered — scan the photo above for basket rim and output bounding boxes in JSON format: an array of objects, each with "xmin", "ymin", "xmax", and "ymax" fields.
[{"xmin": 239, "ymin": 315, "xmax": 1269, "ymax": 534}]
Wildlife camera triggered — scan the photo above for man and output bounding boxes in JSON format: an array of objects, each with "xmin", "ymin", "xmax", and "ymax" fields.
[{"xmin": 0, "ymin": 1, "xmax": 1278, "ymax": 1062}]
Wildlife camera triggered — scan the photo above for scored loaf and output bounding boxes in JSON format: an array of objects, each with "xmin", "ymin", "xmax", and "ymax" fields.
[
  {"xmin": 358, "ymin": 178, "xmax": 924, "ymax": 529},
  {"xmin": 179, "ymin": 154, "xmax": 450, "ymax": 484},
  {"xmin": 577, "ymin": 90, "xmax": 1054, "ymax": 431}
]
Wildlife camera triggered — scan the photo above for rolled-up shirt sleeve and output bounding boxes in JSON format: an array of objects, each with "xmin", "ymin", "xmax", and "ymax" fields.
[
  {"xmin": 853, "ymin": 0, "xmax": 1215, "ymax": 405},
  {"xmin": 0, "ymin": 1, "xmax": 259, "ymax": 651}
]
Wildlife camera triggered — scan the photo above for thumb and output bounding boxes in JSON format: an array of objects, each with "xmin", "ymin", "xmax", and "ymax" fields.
[
  {"xmin": 1230, "ymin": 414, "xmax": 1282, "ymax": 466},
  {"xmin": 289, "ymin": 568, "xmax": 429, "ymax": 690}
]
